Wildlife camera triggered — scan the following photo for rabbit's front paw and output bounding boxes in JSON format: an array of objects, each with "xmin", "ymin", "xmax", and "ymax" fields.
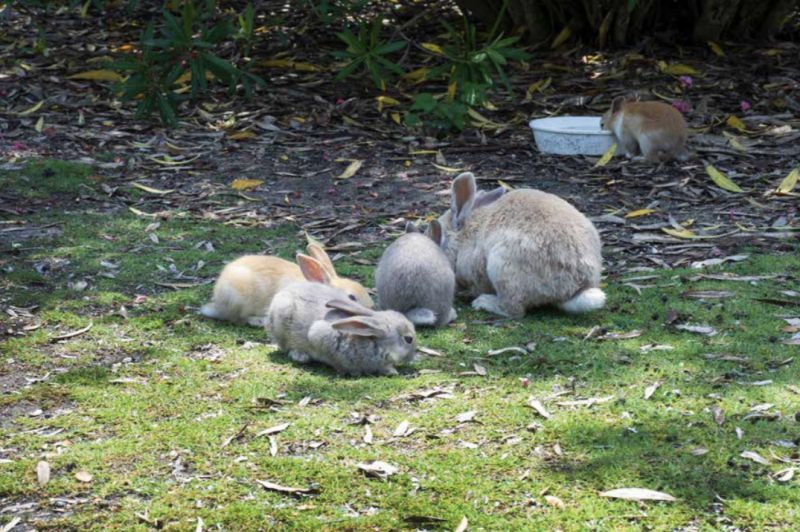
[
  {"xmin": 446, "ymin": 307, "xmax": 458, "ymax": 324},
  {"xmin": 246, "ymin": 316, "xmax": 268, "ymax": 327},
  {"xmin": 471, "ymin": 294, "xmax": 510, "ymax": 317},
  {"xmin": 289, "ymin": 350, "xmax": 311, "ymax": 363},
  {"xmin": 379, "ymin": 365, "xmax": 399, "ymax": 376}
]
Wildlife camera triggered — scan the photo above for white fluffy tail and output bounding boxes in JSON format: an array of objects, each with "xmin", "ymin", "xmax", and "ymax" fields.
[
  {"xmin": 558, "ymin": 288, "xmax": 606, "ymax": 314},
  {"xmin": 405, "ymin": 308, "xmax": 437, "ymax": 326},
  {"xmin": 200, "ymin": 303, "xmax": 224, "ymax": 320}
]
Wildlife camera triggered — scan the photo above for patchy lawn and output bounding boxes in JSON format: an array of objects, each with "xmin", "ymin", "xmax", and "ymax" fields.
[{"xmin": 1, "ymin": 161, "xmax": 799, "ymax": 530}]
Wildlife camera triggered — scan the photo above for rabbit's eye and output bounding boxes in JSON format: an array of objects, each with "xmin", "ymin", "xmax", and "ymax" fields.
[
  {"xmin": 348, "ymin": 294, "xmax": 357, "ymax": 301},
  {"xmin": 403, "ymin": 336, "xmax": 413, "ymax": 344}
]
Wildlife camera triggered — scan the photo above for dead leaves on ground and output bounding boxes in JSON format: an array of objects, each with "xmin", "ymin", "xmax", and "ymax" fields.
[
  {"xmin": 600, "ymin": 487, "xmax": 677, "ymax": 502},
  {"xmin": 356, "ymin": 460, "xmax": 398, "ymax": 480}
]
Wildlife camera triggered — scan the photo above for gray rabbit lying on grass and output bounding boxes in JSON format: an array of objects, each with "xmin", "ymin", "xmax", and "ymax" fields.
[{"xmin": 266, "ymin": 271, "xmax": 417, "ymax": 376}]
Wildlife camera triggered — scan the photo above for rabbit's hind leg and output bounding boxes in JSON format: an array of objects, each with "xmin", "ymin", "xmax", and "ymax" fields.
[{"xmin": 288, "ymin": 350, "xmax": 312, "ymax": 363}]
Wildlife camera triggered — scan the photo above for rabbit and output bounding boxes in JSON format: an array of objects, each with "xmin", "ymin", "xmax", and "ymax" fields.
[
  {"xmin": 266, "ymin": 276, "xmax": 351, "ymax": 363},
  {"xmin": 600, "ymin": 97, "xmax": 689, "ymax": 162},
  {"xmin": 431, "ymin": 172, "xmax": 605, "ymax": 318},
  {"xmin": 200, "ymin": 243, "xmax": 373, "ymax": 326},
  {"xmin": 375, "ymin": 221, "xmax": 456, "ymax": 328},
  {"xmin": 268, "ymin": 292, "xmax": 417, "ymax": 376},
  {"xmin": 305, "ymin": 299, "xmax": 417, "ymax": 376}
]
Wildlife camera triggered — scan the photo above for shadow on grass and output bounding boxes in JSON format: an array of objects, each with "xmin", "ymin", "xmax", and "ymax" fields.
[{"xmin": 548, "ymin": 415, "xmax": 799, "ymax": 512}]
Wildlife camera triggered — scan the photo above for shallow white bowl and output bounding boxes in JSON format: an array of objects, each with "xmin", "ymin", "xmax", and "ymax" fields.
[{"xmin": 529, "ymin": 116, "xmax": 615, "ymax": 156}]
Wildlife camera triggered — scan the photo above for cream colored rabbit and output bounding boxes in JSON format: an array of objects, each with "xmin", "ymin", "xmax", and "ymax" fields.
[
  {"xmin": 432, "ymin": 172, "xmax": 605, "ymax": 318},
  {"xmin": 200, "ymin": 243, "xmax": 373, "ymax": 326}
]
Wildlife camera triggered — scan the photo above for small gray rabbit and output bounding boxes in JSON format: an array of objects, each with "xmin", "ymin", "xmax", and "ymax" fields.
[
  {"xmin": 266, "ymin": 278, "xmax": 350, "ymax": 362},
  {"xmin": 375, "ymin": 222, "xmax": 456, "ymax": 328},
  {"xmin": 305, "ymin": 299, "xmax": 417, "ymax": 376},
  {"xmin": 267, "ymin": 284, "xmax": 417, "ymax": 376}
]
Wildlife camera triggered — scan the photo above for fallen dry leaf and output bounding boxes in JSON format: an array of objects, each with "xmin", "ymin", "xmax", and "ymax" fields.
[
  {"xmin": 456, "ymin": 411, "xmax": 477, "ymax": 423},
  {"xmin": 37, "ymin": 461, "xmax": 50, "ymax": 486},
  {"xmin": 0, "ymin": 517, "xmax": 21, "ymax": 532},
  {"xmin": 594, "ymin": 142, "xmax": 617, "ymax": 167},
  {"xmin": 599, "ymin": 487, "xmax": 676, "ymax": 502},
  {"xmin": 705, "ymin": 164, "xmax": 743, "ymax": 193},
  {"xmin": 256, "ymin": 479, "xmax": 318, "ymax": 495},
  {"xmin": 740, "ymin": 450, "xmax": 770, "ymax": 465},
  {"xmin": 337, "ymin": 160, "xmax": 363, "ymax": 179},
  {"xmin": 690, "ymin": 255, "xmax": 748, "ymax": 269},
  {"xmin": 255, "ymin": 422, "xmax": 291, "ymax": 438},
  {"xmin": 544, "ymin": 495, "xmax": 566, "ymax": 509},
  {"xmin": 644, "ymin": 382, "xmax": 660, "ymax": 400},
  {"xmin": 357, "ymin": 461, "xmax": 398, "ymax": 480},
  {"xmin": 487, "ymin": 346, "xmax": 528, "ymax": 356},
  {"xmin": 230, "ymin": 178, "xmax": 264, "ymax": 191},
  {"xmin": 75, "ymin": 470, "xmax": 93, "ymax": 483},
  {"xmin": 675, "ymin": 324, "xmax": 717, "ymax": 336},
  {"xmin": 393, "ymin": 420, "xmax": 411, "ymax": 437},
  {"xmin": 269, "ymin": 436, "xmax": 278, "ymax": 457},
  {"xmin": 773, "ymin": 467, "xmax": 795, "ymax": 483},
  {"xmin": 527, "ymin": 398, "xmax": 551, "ymax": 419},
  {"xmin": 556, "ymin": 396, "xmax": 614, "ymax": 407},
  {"xmin": 417, "ymin": 346, "xmax": 444, "ymax": 357},
  {"xmin": 712, "ymin": 405, "xmax": 725, "ymax": 426},
  {"xmin": 775, "ymin": 168, "xmax": 799, "ymax": 195}
]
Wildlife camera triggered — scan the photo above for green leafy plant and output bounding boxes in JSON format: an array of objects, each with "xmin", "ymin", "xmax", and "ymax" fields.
[
  {"xmin": 303, "ymin": 0, "xmax": 370, "ymax": 25},
  {"xmin": 333, "ymin": 20, "xmax": 406, "ymax": 89},
  {"xmin": 109, "ymin": 1, "xmax": 262, "ymax": 126},
  {"xmin": 429, "ymin": 20, "xmax": 528, "ymax": 107},
  {"xmin": 407, "ymin": 19, "xmax": 528, "ymax": 132},
  {"xmin": 405, "ymin": 93, "xmax": 469, "ymax": 133}
]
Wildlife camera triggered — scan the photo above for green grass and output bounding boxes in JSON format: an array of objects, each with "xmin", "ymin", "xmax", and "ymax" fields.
[
  {"xmin": 0, "ymin": 160, "xmax": 94, "ymax": 198},
  {"xmin": 1, "ymin": 162, "xmax": 799, "ymax": 530}
]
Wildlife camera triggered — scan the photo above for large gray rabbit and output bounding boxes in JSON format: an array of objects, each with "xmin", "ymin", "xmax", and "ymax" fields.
[
  {"xmin": 267, "ymin": 283, "xmax": 417, "ymax": 376},
  {"xmin": 375, "ymin": 222, "xmax": 456, "ymax": 328},
  {"xmin": 430, "ymin": 172, "xmax": 605, "ymax": 318}
]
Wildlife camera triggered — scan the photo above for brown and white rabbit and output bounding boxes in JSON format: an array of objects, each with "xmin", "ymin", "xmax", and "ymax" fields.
[
  {"xmin": 200, "ymin": 243, "xmax": 372, "ymax": 326},
  {"xmin": 600, "ymin": 97, "xmax": 688, "ymax": 162},
  {"xmin": 268, "ymin": 291, "xmax": 416, "ymax": 376},
  {"xmin": 432, "ymin": 172, "xmax": 605, "ymax": 318},
  {"xmin": 375, "ymin": 221, "xmax": 456, "ymax": 328}
]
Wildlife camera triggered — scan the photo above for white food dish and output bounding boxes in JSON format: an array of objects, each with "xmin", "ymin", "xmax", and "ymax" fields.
[{"xmin": 529, "ymin": 116, "xmax": 615, "ymax": 156}]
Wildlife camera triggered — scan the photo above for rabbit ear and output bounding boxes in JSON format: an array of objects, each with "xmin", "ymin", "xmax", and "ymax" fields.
[
  {"xmin": 305, "ymin": 243, "xmax": 339, "ymax": 279},
  {"xmin": 404, "ymin": 221, "xmax": 419, "ymax": 234},
  {"xmin": 296, "ymin": 254, "xmax": 332, "ymax": 285},
  {"xmin": 474, "ymin": 186, "xmax": 505, "ymax": 210},
  {"xmin": 326, "ymin": 298, "xmax": 375, "ymax": 316},
  {"xmin": 451, "ymin": 172, "xmax": 477, "ymax": 230},
  {"xmin": 331, "ymin": 316, "xmax": 387, "ymax": 337},
  {"xmin": 610, "ymin": 96, "xmax": 625, "ymax": 114},
  {"xmin": 427, "ymin": 220, "xmax": 443, "ymax": 246}
]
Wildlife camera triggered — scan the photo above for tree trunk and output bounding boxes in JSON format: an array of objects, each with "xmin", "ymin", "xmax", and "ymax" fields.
[
  {"xmin": 454, "ymin": 0, "xmax": 508, "ymax": 31},
  {"xmin": 758, "ymin": 0, "xmax": 798, "ymax": 37},
  {"xmin": 692, "ymin": 0, "xmax": 743, "ymax": 42}
]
